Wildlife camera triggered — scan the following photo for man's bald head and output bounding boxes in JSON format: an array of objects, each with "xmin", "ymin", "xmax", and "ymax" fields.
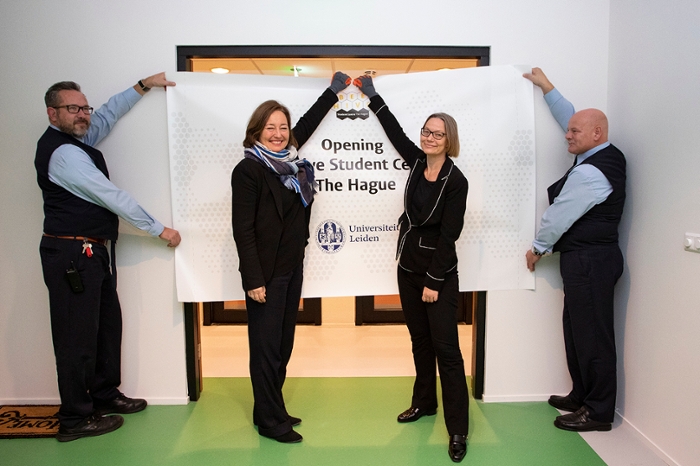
[{"xmin": 565, "ymin": 108, "xmax": 609, "ymax": 155}]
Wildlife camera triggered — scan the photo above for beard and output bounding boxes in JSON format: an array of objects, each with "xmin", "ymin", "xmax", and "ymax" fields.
[{"xmin": 58, "ymin": 118, "xmax": 90, "ymax": 138}]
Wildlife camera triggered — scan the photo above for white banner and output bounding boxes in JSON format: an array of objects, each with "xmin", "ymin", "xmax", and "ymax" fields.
[{"xmin": 166, "ymin": 65, "xmax": 536, "ymax": 302}]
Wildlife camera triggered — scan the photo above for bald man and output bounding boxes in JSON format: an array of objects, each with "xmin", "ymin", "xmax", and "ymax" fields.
[{"xmin": 524, "ymin": 68, "xmax": 626, "ymax": 432}]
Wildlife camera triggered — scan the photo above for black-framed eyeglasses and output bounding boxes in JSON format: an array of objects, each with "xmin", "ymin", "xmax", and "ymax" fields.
[
  {"xmin": 53, "ymin": 105, "xmax": 94, "ymax": 115},
  {"xmin": 420, "ymin": 128, "xmax": 445, "ymax": 140}
]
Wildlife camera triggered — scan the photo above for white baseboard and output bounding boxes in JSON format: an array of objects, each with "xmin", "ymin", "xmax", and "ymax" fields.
[
  {"xmin": 0, "ymin": 397, "xmax": 189, "ymax": 406},
  {"xmin": 144, "ymin": 397, "xmax": 189, "ymax": 405},
  {"xmin": 0, "ymin": 397, "xmax": 61, "ymax": 405},
  {"xmin": 614, "ymin": 410, "xmax": 679, "ymax": 466}
]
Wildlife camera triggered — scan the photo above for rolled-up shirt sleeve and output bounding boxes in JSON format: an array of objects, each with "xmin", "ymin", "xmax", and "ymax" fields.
[{"xmin": 48, "ymin": 145, "xmax": 164, "ymax": 237}]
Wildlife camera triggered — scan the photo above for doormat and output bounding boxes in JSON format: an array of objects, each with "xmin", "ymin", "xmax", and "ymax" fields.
[{"xmin": 0, "ymin": 405, "xmax": 60, "ymax": 438}]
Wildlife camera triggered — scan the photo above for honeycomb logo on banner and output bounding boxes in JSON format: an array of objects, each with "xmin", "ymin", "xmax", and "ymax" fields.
[
  {"xmin": 315, "ymin": 219, "xmax": 347, "ymax": 254},
  {"xmin": 334, "ymin": 89, "xmax": 370, "ymax": 121}
]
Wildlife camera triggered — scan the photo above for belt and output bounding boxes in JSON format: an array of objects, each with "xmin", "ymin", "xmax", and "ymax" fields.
[{"xmin": 43, "ymin": 234, "xmax": 108, "ymax": 246}]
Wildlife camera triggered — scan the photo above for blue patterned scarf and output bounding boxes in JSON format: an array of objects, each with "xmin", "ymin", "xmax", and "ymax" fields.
[{"xmin": 244, "ymin": 142, "xmax": 316, "ymax": 207}]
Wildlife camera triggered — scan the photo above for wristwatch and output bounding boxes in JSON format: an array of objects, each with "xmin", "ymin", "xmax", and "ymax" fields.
[
  {"xmin": 138, "ymin": 80, "xmax": 151, "ymax": 92},
  {"xmin": 532, "ymin": 247, "xmax": 545, "ymax": 256}
]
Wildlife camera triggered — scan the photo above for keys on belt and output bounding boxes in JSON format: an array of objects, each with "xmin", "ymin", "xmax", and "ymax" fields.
[
  {"xmin": 82, "ymin": 240, "xmax": 93, "ymax": 257},
  {"xmin": 42, "ymin": 234, "xmax": 106, "ymax": 257}
]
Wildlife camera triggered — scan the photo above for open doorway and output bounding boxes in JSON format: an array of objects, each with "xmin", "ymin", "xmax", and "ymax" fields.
[{"xmin": 178, "ymin": 45, "xmax": 489, "ymax": 402}]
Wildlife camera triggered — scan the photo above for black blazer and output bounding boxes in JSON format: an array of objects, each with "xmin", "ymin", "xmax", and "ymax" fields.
[
  {"xmin": 369, "ymin": 95, "xmax": 469, "ymax": 292},
  {"xmin": 231, "ymin": 88, "xmax": 338, "ymax": 290}
]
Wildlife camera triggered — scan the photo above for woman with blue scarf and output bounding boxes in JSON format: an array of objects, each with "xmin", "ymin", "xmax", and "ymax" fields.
[{"xmin": 231, "ymin": 72, "xmax": 350, "ymax": 443}]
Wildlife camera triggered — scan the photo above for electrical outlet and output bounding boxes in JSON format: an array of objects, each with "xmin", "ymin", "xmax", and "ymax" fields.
[{"xmin": 684, "ymin": 232, "xmax": 700, "ymax": 253}]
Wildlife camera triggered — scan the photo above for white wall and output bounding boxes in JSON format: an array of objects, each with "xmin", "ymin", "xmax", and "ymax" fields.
[
  {"xmin": 0, "ymin": 0, "xmax": 609, "ymax": 400},
  {"xmin": 606, "ymin": 1, "xmax": 700, "ymax": 464},
  {"xmin": 15, "ymin": 0, "xmax": 700, "ymax": 451}
]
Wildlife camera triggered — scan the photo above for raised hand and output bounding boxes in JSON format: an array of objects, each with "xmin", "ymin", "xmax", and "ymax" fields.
[
  {"xmin": 353, "ymin": 75, "xmax": 378, "ymax": 98},
  {"xmin": 137, "ymin": 72, "xmax": 176, "ymax": 93},
  {"xmin": 523, "ymin": 67, "xmax": 554, "ymax": 94},
  {"xmin": 329, "ymin": 71, "xmax": 352, "ymax": 94}
]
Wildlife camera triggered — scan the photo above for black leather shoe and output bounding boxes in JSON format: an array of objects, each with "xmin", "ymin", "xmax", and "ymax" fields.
[
  {"xmin": 288, "ymin": 415, "xmax": 302, "ymax": 426},
  {"xmin": 448, "ymin": 434, "xmax": 467, "ymax": 462},
  {"xmin": 397, "ymin": 406, "xmax": 437, "ymax": 423},
  {"xmin": 254, "ymin": 416, "xmax": 300, "ymax": 427},
  {"xmin": 56, "ymin": 414, "xmax": 124, "ymax": 442},
  {"xmin": 95, "ymin": 394, "xmax": 147, "ymax": 415},
  {"xmin": 267, "ymin": 429, "xmax": 303, "ymax": 443},
  {"xmin": 548, "ymin": 394, "xmax": 582, "ymax": 412},
  {"xmin": 554, "ymin": 406, "xmax": 612, "ymax": 432}
]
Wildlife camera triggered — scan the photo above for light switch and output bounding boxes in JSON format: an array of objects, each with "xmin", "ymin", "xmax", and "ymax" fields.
[{"xmin": 684, "ymin": 232, "xmax": 700, "ymax": 253}]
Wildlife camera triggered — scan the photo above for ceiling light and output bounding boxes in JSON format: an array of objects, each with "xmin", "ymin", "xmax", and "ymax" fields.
[{"xmin": 211, "ymin": 67, "xmax": 230, "ymax": 74}]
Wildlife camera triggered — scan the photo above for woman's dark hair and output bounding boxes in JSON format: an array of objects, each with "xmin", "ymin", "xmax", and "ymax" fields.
[{"xmin": 243, "ymin": 100, "xmax": 298, "ymax": 149}]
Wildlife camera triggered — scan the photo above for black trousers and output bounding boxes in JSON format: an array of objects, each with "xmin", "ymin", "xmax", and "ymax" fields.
[
  {"xmin": 398, "ymin": 267, "xmax": 469, "ymax": 435},
  {"xmin": 39, "ymin": 236, "xmax": 122, "ymax": 427},
  {"xmin": 245, "ymin": 264, "xmax": 303, "ymax": 438},
  {"xmin": 560, "ymin": 246, "xmax": 623, "ymax": 423}
]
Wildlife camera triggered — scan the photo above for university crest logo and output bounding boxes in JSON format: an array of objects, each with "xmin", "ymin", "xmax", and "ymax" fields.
[{"xmin": 315, "ymin": 219, "xmax": 346, "ymax": 254}]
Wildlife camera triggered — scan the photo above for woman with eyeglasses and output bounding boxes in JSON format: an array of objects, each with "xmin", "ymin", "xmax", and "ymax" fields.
[
  {"xmin": 231, "ymin": 72, "xmax": 350, "ymax": 444},
  {"xmin": 355, "ymin": 76, "xmax": 470, "ymax": 463}
]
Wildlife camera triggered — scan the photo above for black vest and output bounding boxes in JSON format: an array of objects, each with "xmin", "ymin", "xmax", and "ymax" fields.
[
  {"xmin": 35, "ymin": 127, "xmax": 119, "ymax": 240},
  {"xmin": 547, "ymin": 144, "xmax": 626, "ymax": 252}
]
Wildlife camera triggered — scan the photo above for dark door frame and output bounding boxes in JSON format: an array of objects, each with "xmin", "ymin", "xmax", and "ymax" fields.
[
  {"xmin": 355, "ymin": 293, "xmax": 474, "ymax": 325},
  {"xmin": 176, "ymin": 45, "xmax": 489, "ymax": 70},
  {"xmin": 202, "ymin": 299, "xmax": 322, "ymax": 325},
  {"xmin": 178, "ymin": 45, "xmax": 490, "ymax": 402}
]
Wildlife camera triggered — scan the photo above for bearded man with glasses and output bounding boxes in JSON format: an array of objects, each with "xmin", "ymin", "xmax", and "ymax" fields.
[{"xmin": 35, "ymin": 73, "xmax": 181, "ymax": 441}]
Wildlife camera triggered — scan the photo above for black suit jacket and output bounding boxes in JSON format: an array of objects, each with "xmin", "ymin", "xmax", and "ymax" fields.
[
  {"xmin": 369, "ymin": 95, "xmax": 469, "ymax": 292},
  {"xmin": 231, "ymin": 88, "xmax": 338, "ymax": 290}
]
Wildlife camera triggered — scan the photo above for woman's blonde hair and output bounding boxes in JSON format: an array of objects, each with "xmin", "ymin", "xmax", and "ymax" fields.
[{"xmin": 424, "ymin": 112, "xmax": 460, "ymax": 158}]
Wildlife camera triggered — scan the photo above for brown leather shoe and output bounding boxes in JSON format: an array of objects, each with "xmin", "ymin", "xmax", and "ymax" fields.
[
  {"xmin": 548, "ymin": 394, "xmax": 582, "ymax": 412},
  {"xmin": 56, "ymin": 414, "xmax": 124, "ymax": 442},
  {"xmin": 554, "ymin": 406, "xmax": 612, "ymax": 432}
]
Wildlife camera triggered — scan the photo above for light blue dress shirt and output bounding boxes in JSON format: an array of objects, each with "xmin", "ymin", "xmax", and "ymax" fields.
[
  {"xmin": 47, "ymin": 87, "xmax": 164, "ymax": 237},
  {"xmin": 532, "ymin": 89, "xmax": 613, "ymax": 254}
]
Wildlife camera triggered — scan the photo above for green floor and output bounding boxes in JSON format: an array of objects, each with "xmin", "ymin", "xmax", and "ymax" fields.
[{"xmin": 1, "ymin": 377, "xmax": 604, "ymax": 466}]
